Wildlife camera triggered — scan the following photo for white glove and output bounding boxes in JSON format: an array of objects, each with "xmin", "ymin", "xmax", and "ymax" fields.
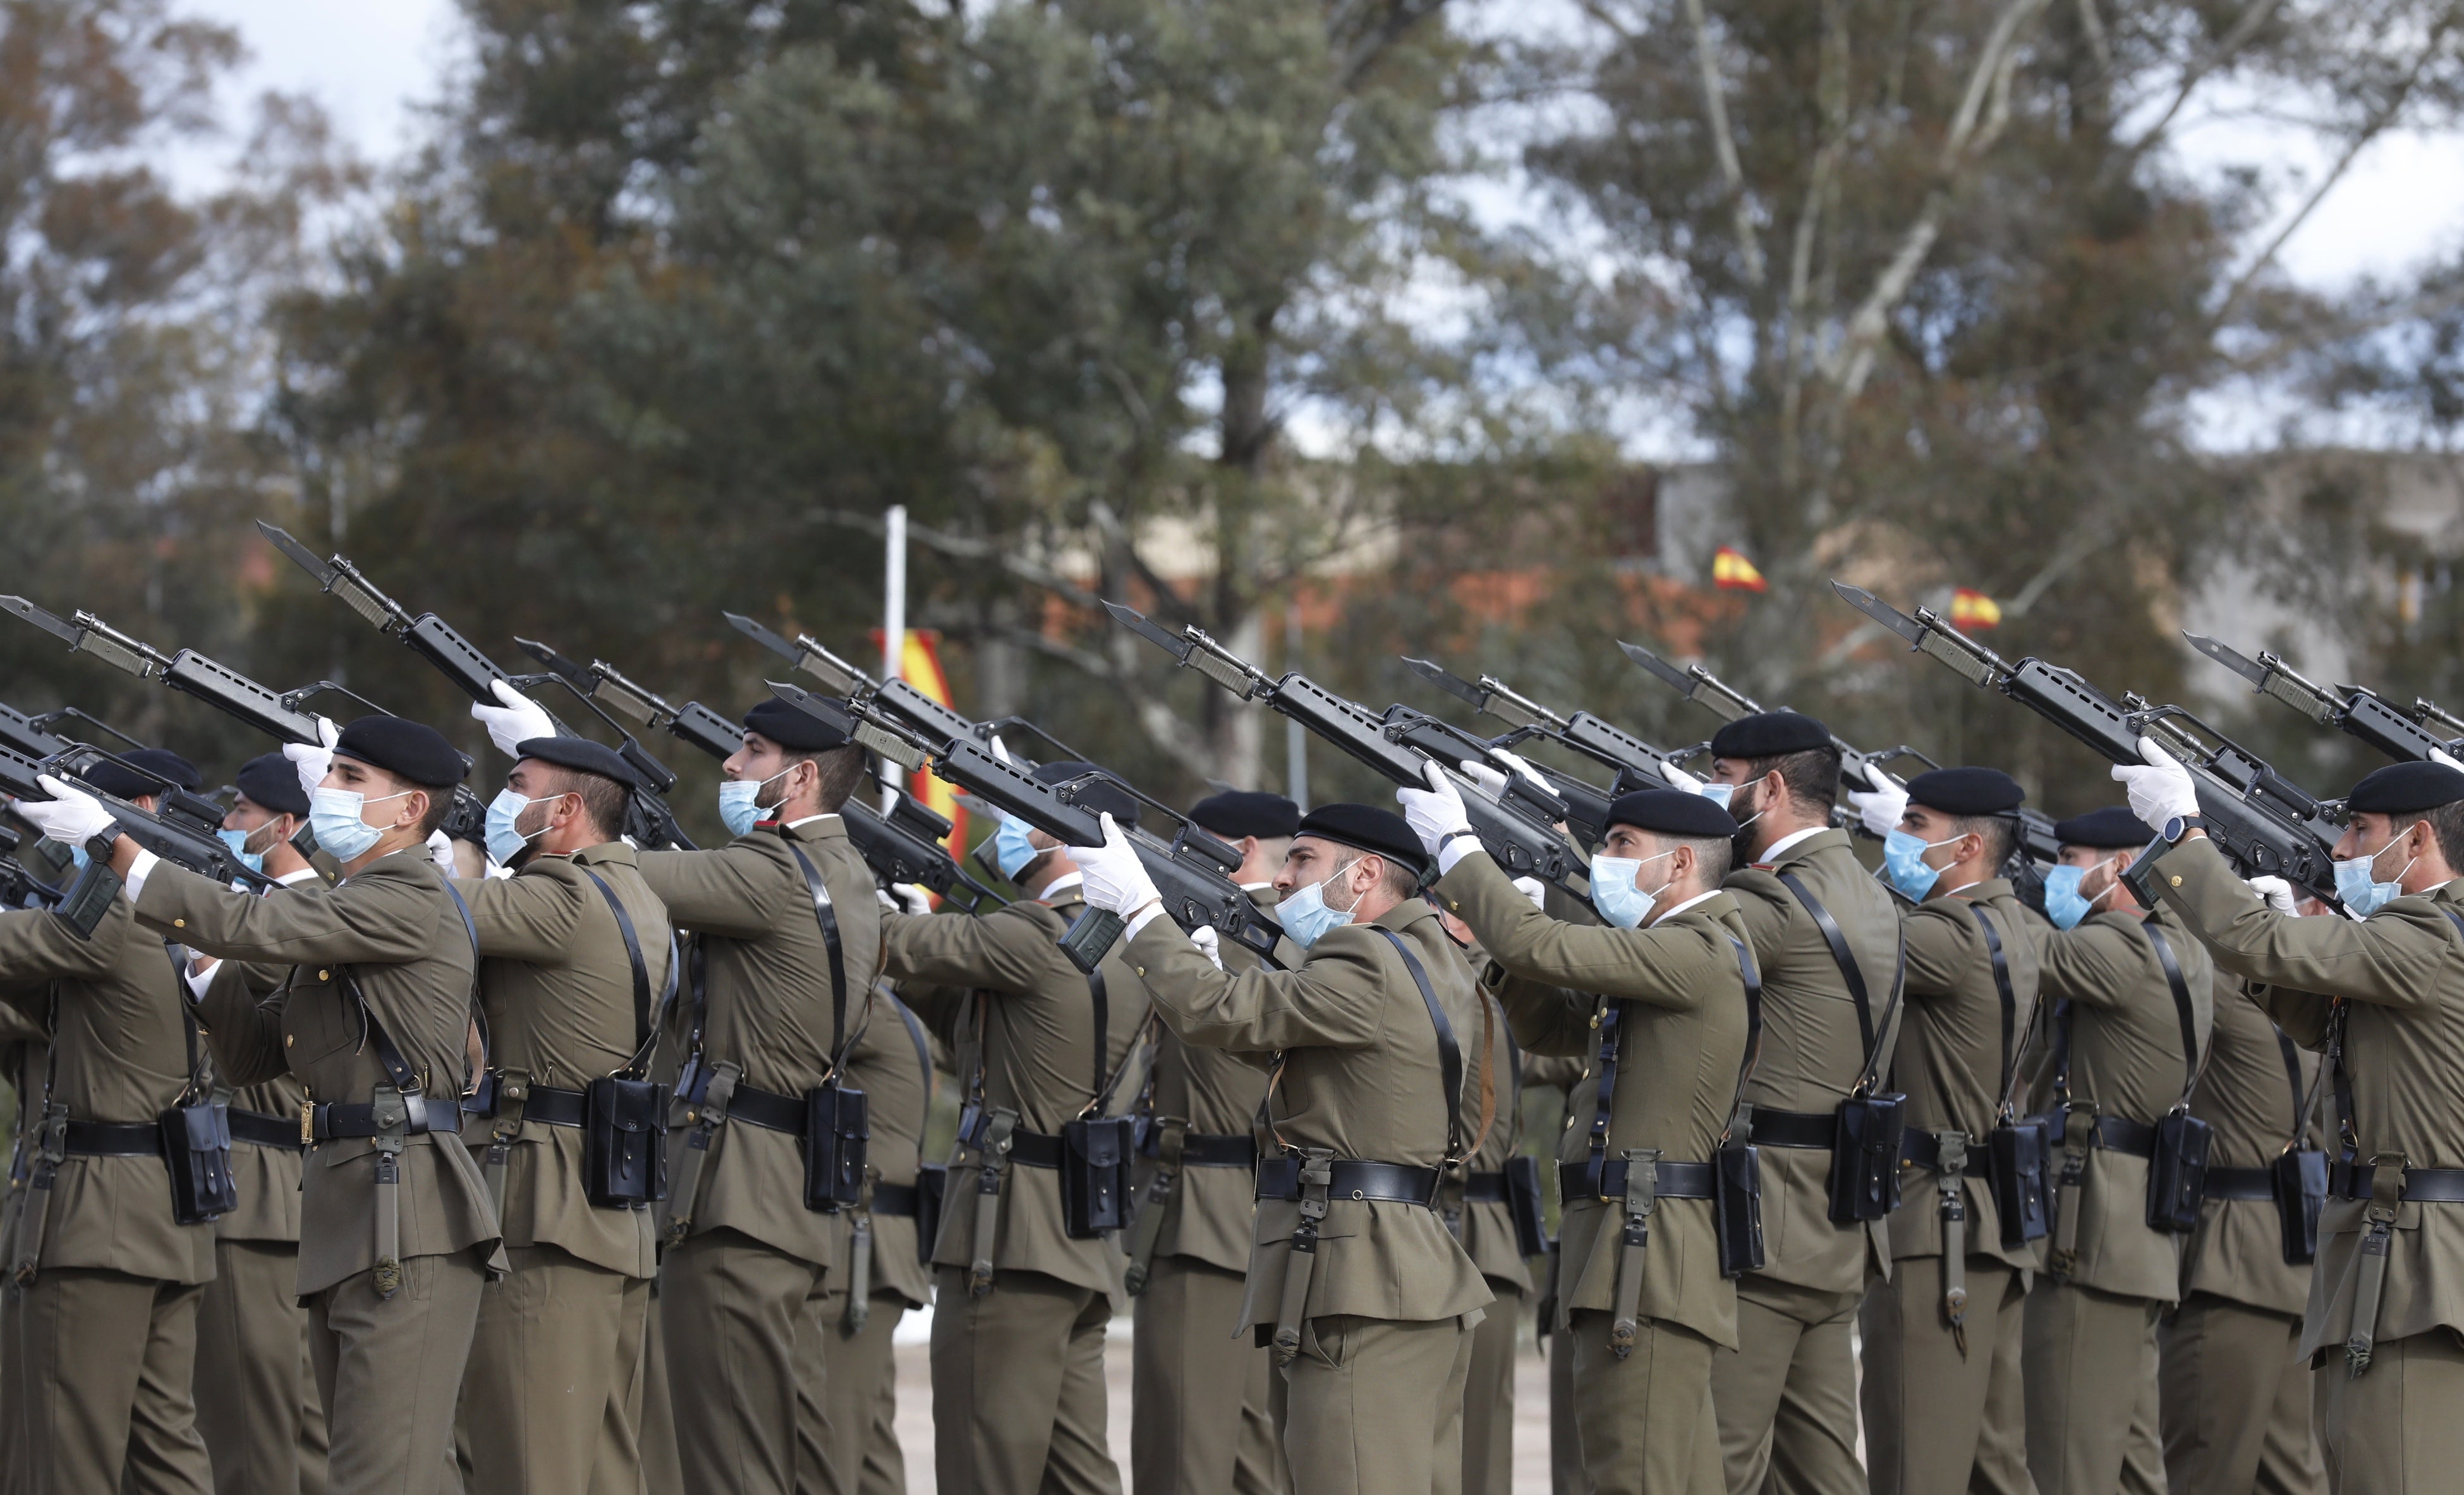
[
  {"xmin": 888, "ymin": 882, "xmax": 934, "ymax": 917},
  {"xmin": 1844, "ymin": 778, "xmax": 1910, "ymax": 839},
  {"xmin": 2111, "ymin": 736, "xmax": 2200, "ymax": 833},
  {"xmin": 2245, "ymin": 875, "xmax": 2297, "ymax": 915},
  {"xmin": 2433, "ymin": 747, "xmax": 2463, "ymax": 772},
  {"xmin": 1188, "ymin": 924, "xmax": 1225, "ymax": 971},
  {"xmin": 1490, "ymin": 749, "xmax": 1555, "ymax": 799},
  {"xmin": 1399, "ymin": 761, "xmax": 1472, "ymax": 858},
  {"xmin": 1078, "ymin": 814, "xmax": 1162, "ymax": 917},
  {"xmin": 17, "ymin": 776, "xmax": 114, "ymax": 847},
  {"xmin": 1512, "ymin": 876, "xmax": 1547, "ymax": 912},
  {"xmin": 1457, "ymin": 759, "xmax": 1509, "ymax": 800},
  {"xmin": 1658, "ymin": 759, "xmax": 1705, "ymax": 792},
  {"xmin": 471, "ymin": 679, "xmax": 557, "ymax": 758},
  {"xmin": 425, "ymin": 829, "xmax": 459, "ymax": 874},
  {"xmin": 284, "ymin": 716, "xmax": 340, "ymax": 800}
]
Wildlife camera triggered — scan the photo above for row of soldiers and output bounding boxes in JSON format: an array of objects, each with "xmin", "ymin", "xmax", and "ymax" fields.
[{"xmin": 0, "ymin": 665, "xmax": 2453, "ymax": 1495}]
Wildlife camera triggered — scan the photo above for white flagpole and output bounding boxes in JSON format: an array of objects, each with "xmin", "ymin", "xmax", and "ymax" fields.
[{"xmin": 882, "ymin": 505, "xmax": 907, "ymax": 809}]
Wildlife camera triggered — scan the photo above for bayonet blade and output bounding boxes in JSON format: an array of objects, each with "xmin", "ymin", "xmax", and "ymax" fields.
[
  {"xmin": 724, "ymin": 612, "xmax": 803, "ymax": 665},
  {"xmin": 514, "ymin": 637, "xmax": 593, "ymax": 685},
  {"xmin": 0, "ymin": 597, "xmax": 83, "ymax": 649},
  {"xmin": 2182, "ymin": 632, "xmax": 2270, "ymax": 688},
  {"xmin": 1616, "ymin": 640, "xmax": 1697, "ymax": 694},
  {"xmin": 255, "ymin": 521, "xmax": 339, "ymax": 589},
  {"xmin": 1830, "ymin": 582, "xmax": 1931, "ymax": 647},
  {"xmin": 1400, "ymin": 657, "xmax": 1488, "ymax": 709},
  {"xmin": 1103, "ymin": 601, "xmax": 1196, "ymax": 664}
]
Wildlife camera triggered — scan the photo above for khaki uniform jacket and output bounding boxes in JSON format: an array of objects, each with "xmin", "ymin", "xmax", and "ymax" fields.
[
  {"xmin": 2181, "ymin": 968, "xmax": 2317, "ymax": 1317},
  {"xmin": 840, "ymin": 990, "xmax": 935, "ymax": 1308},
  {"xmin": 0, "ymin": 895, "xmax": 217, "ymax": 1284},
  {"xmin": 2030, "ymin": 902, "xmax": 2214, "ymax": 1303},
  {"xmin": 1724, "ymin": 827, "xmax": 1904, "ymax": 1290},
  {"xmin": 140, "ymin": 851, "xmax": 503, "ymax": 1297},
  {"xmin": 2150, "ymin": 836, "xmax": 2464, "ymax": 1358},
  {"xmin": 456, "ymin": 843, "xmax": 669, "ymax": 1279},
  {"xmin": 1436, "ymin": 850, "xmax": 1747, "ymax": 1350},
  {"xmin": 1886, "ymin": 877, "xmax": 2042, "ymax": 1271},
  {"xmin": 207, "ymin": 866, "xmax": 322, "ymax": 1245},
  {"xmin": 637, "ymin": 816, "xmax": 883, "ymax": 1272},
  {"xmin": 1124, "ymin": 896, "xmax": 1493, "ymax": 1331},
  {"xmin": 885, "ymin": 882, "xmax": 1153, "ymax": 1303},
  {"xmin": 1445, "ymin": 939, "xmax": 1532, "ymax": 1295},
  {"xmin": 1136, "ymin": 886, "xmax": 1278, "ymax": 1276}
]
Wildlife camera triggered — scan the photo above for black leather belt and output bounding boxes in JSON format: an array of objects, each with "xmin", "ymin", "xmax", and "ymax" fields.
[
  {"xmin": 1461, "ymin": 1170, "xmax": 1508, "ymax": 1202},
  {"xmin": 2203, "ymin": 1165, "xmax": 2275, "ymax": 1201},
  {"xmin": 308, "ymin": 1095, "xmax": 461, "ymax": 1142},
  {"xmin": 957, "ymin": 1113, "xmax": 1065, "ymax": 1169},
  {"xmin": 229, "ymin": 1108, "xmax": 303, "ymax": 1151},
  {"xmin": 871, "ymin": 1182, "xmax": 919, "ymax": 1217},
  {"xmin": 725, "ymin": 1084, "xmax": 807, "ymax": 1137},
  {"xmin": 1750, "ymin": 1108, "xmax": 1836, "ymax": 1150},
  {"xmin": 1255, "ymin": 1157, "xmax": 1440, "ymax": 1205},
  {"xmin": 63, "ymin": 1120, "xmax": 160, "ymax": 1157},
  {"xmin": 463, "ymin": 1084, "xmax": 588, "ymax": 1129},
  {"xmin": 1899, "ymin": 1131, "xmax": 1995, "ymax": 1178},
  {"xmin": 2330, "ymin": 1162, "xmax": 2464, "ymax": 1203},
  {"xmin": 2091, "ymin": 1116, "xmax": 2155, "ymax": 1158},
  {"xmin": 1558, "ymin": 1158, "xmax": 1716, "ymax": 1202},
  {"xmin": 1142, "ymin": 1130, "xmax": 1258, "ymax": 1168}
]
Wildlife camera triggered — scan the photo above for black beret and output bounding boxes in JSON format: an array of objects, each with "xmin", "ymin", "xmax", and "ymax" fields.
[
  {"xmin": 2052, "ymin": 807, "xmax": 2152, "ymax": 850},
  {"xmin": 743, "ymin": 697, "xmax": 851, "ymax": 754},
  {"xmin": 1604, "ymin": 788, "xmax": 1740, "ymax": 840},
  {"xmin": 2348, "ymin": 760, "xmax": 2464, "ymax": 815},
  {"xmin": 83, "ymin": 747, "xmax": 200, "ymax": 801},
  {"xmin": 512, "ymin": 736, "xmax": 640, "ymax": 792},
  {"xmin": 1294, "ymin": 803, "xmax": 1428, "ymax": 881},
  {"xmin": 332, "ymin": 715, "xmax": 471, "ymax": 789},
  {"xmin": 233, "ymin": 752, "xmax": 310, "ymax": 818},
  {"xmin": 1189, "ymin": 790, "xmax": 1300, "ymax": 841},
  {"xmin": 1710, "ymin": 711, "xmax": 1833, "ymax": 760},
  {"xmin": 1033, "ymin": 760, "xmax": 1140, "ymax": 832},
  {"xmin": 1905, "ymin": 767, "xmax": 2025, "ymax": 817}
]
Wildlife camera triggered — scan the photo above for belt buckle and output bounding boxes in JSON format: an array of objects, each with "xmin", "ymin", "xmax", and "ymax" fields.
[{"xmin": 299, "ymin": 1099, "xmax": 315, "ymax": 1147}]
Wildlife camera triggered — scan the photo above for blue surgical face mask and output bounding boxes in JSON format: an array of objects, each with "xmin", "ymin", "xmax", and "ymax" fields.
[
  {"xmin": 308, "ymin": 786, "xmax": 406, "ymax": 865},
  {"xmin": 2042, "ymin": 860, "xmax": 2124, "ymax": 930},
  {"xmin": 1883, "ymin": 829, "xmax": 1961, "ymax": 901},
  {"xmin": 1698, "ymin": 783, "xmax": 1734, "ymax": 810},
  {"xmin": 485, "ymin": 789, "xmax": 556, "ymax": 867},
  {"xmin": 1590, "ymin": 848, "xmax": 1677, "ymax": 929},
  {"xmin": 993, "ymin": 816, "xmax": 1044, "ymax": 881},
  {"xmin": 2335, "ymin": 838, "xmax": 2415, "ymax": 918},
  {"xmin": 217, "ymin": 826, "xmax": 267, "ymax": 876},
  {"xmin": 717, "ymin": 767, "xmax": 792, "ymax": 839},
  {"xmin": 66, "ymin": 842, "xmax": 88, "ymax": 872},
  {"xmin": 1278, "ymin": 869, "xmax": 1362, "ymax": 950}
]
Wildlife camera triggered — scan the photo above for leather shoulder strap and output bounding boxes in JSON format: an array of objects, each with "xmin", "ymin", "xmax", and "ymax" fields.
[
  {"xmin": 1776, "ymin": 870, "xmax": 1902, "ymax": 1094},
  {"xmin": 1720, "ymin": 932, "xmax": 1764, "ymax": 1140},
  {"xmin": 2142, "ymin": 923, "xmax": 2202, "ymax": 1108},
  {"xmin": 1373, "ymin": 926, "xmax": 1467, "ymax": 1166},
  {"xmin": 784, "ymin": 842, "xmax": 849, "ymax": 1060},
  {"xmin": 1968, "ymin": 904, "xmax": 2022, "ymax": 1116},
  {"xmin": 889, "ymin": 991, "xmax": 936, "ymax": 1166},
  {"xmin": 578, "ymin": 867, "xmax": 667, "ymax": 1077}
]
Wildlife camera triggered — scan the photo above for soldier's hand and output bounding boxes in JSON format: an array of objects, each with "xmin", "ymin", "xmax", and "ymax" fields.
[
  {"xmin": 1458, "ymin": 759, "xmax": 1509, "ymax": 799},
  {"xmin": 2245, "ymin": 875, "xmax": 2298, "ymax": 915},
  {"xmin": 18, "ymin": 775, "xmax": 113, "ymax": 848},
  {"xmin": 884, "ymin": 882, "xmax": 934, "ymax": 917},
  {"xmin": 1078, "ymin": 813, "xmax": 1160, "ymax": 918},
  {"xmin": 2110, "ymin": 736, "xmax": 2198, "ymax": 833},
  {"xmin": 1657, "ymin": 759, "xmax": 1706, "ymax": 792},
  {"xmin": 284, "ymin": 716, "xmax": 340, "ymax": 800},
  {"xmin": 1188, "ymin": 925, "xmax": 1225, "ymax": 970},
  {"xmin": 1844, "ymin": 778, "xmax": 1909, "ymax": 839},
  {"xmin": 472, "ymin": 680, "xmax": 558, "ymax": 759},
  {"xmin": 1399, "ymin": 761, "xmax": 1472, "ymax": 863},
  {"xmin": 1512, "ymin": 876, "xmax": 1547, "ymax": 912}
]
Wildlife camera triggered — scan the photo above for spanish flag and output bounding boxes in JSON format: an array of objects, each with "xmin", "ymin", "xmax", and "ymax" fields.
[
  {"xmin": 868, "ymin": 628, "xmax": 966, "ymax": 857},
  {"xmin": 1713, "ymin": 546, "xmax": 1768, "ymax": 592},
  {"xmin": 1950, "ymin": 588, "xmax": 2003, "ymax": 631}
]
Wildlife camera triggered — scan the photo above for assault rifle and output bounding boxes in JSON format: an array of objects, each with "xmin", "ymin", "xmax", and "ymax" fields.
[
  {"xmin": 1103, "ymin": 602, "xmax": 1591, "ymax": 899},
  {"xmin": 516, "ymin": 637, "xmax": 1002, "ymax": 913},
  {"xmin": 1833, "ymin": 582, "xmax": 2345, "ymax": 906},
  {"xmin": 258, "ymin": 522, "xmax": 693, "ymax": 851},
  {"xmin": 0, "ymin": 729, "xmax": 274, "ymax": 933},
  {"xmin": 761, "ymin": 681, "xmax": 1280, "ymax": 971},
  {"xmin": 2182, "ymin": 633, "xmax": 2464, "ymax": 766}
]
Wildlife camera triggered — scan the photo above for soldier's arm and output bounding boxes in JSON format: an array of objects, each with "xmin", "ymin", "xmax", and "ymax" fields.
[
  {"xmin": 1124, "ymin": 918, "xmax": 1387, "ymax": 1053},
  {"xmin": 2152, "ymin": 836, "xmax": 2454, "ymax": 1012},
  {"xmin": 134, "ymin": 861, "xmax": 435, "ymax": 966},
  {"xmin": 0, "ymin": 1000, "xmax": 44, "ymax": 1044},
  {"xmin": 1435, "ymin": 850, "xmax": 1730, "ymax": 1008},
  {"xmin": 0, "ymin": 900, "xmax": 124, "ymax": 991},
  {"xmin": 193, "ymin": 957, "xmax": 291, "ymax": 1087},
  {"xmin": 454, "ymin": 869, "xmax": 588, "ymax": 966},
  {"xmin": 880, "ymin": 907, "xmax": 1052, "ymax": 995},
  {"xmin": 2035, "ymin": 919, "xmax": 2147, "ymax": 1010},
  {"xmin": 635, "ymin": 845, "xmax": 784, "ymax": 940},
  {"xmin": 1481, "ymin": 967, "xmax": 1599, "ymax": 1056},
  {"xmin": 1899, "ymin": 901, "xmax": 1978, "ymax": 1000}
]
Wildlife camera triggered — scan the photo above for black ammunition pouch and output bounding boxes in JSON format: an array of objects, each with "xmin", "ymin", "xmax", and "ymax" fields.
[
  {"xmin": 2272, "ymin": 1147, "xmax": 2327, "ymax": 1264},
  {"xmin": 2145, "ymin": 1108, "xmax": 2212, "ymax": 1234},
  {"xmin": 1060, "ymin": 1114, "xmax": 1136, "ymax": 1239},
  {"xmin": 803, "ymin": 1081, "xmax": 870, "ymax": 1212},
  {"xmin": 1988, "ymin": 1118, "xmax": 2051, "ymax": 1247},
  {"xmin": 158, "ymin": 1095, "xmax": 237, "ymax": 1227},
  {"xmin": 1714, "ymin": 1138, "xmax": 1764, "ymax": 1278},
  {"xmin": 583, "ymin": 1076, "xmax": 669, "ymax": 1209},
  {"xmin": 1503, "ymin": 1154, "xmax": 1549, "ymax": 1260},
  {"xmin": 1827, "ymin": 1092, "xmax": 1907, "ymax": 1224},
  {"xmin": 914, "ymin": 1163, "xmax": 947, "ymax": 1264}
]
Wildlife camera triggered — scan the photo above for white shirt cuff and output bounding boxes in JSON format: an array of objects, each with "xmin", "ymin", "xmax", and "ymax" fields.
[
  {"xmin": 1124, "ymin": 903, "xmax": 1170, "ymax": 941},
  {"xmin": 185, "ymin": 960, "xmax": 218, "ymax": 1002},
  {"xmin": 1435, "ymin": 834, "xmax": 1478, "ymax": 877},
  {"xmin": 123, "ymin": 848, "xmax": 159, "ymax": 903}
]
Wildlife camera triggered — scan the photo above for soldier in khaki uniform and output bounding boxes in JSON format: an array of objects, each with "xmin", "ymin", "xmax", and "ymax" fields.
[
  {"xmin": 446, "ymin": 716, "xmax": 673, "ymax": 1495},
  {"xmin": 1844, "ymin": 767, "xmax": 2039, "ymax": 1495},
  {"xmin": 1524, "ymin": 1051, "xmax": 1589, "ymax": 1495},
  {"xmin": 633, "ymin": 698, "xmax": 883, "ymax": 1495},
  {"xmin": 1077, "ymin": 802, "xmax": 1494, "ymax": 1495},
  {"xmin": 86, "ymin": 715, "xmax": 507, "ymax": 1495},
  {"xmin": 2113, "ymin": 752, "xmax": 2464, "ymax": 1492},
  {"xmin": 2021, "ymin": 805, "xmax": 2213, "ymax": 1495},
  {"xmin": 0, "ymin": 751, "xmax": 221, "ymax": 1493},
  {"xmin": 194, "ymin": 753, "xmax": 329, "ymax": 1495},
  {"xmin": 1412, "ymin": 783, "xmax": 1752, "ymax": 1495},
  {"xmin": 1126, "ymin": 790, "xmax": 1293, "ymax": 1495},
  {"xmin": 1694, "ymin": 712, "xmax": 1902, "ymax": 1495},
  {"xmin": 2160, "ymin": 967, "xmax": 2324, "ymax": 1495},
  {"xmin": 877, "ymin": 761, "xmax": 1154, "ymax": 1495}
]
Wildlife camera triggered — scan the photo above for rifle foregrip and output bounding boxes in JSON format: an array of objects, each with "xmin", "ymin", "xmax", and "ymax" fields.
[
  {"xmin": 403, "ymin": 616, "xmax": 509, "ymax": 702},
  {"xmin": 161, "ymin": 652, "xmax": 324, "ymax": 744}
]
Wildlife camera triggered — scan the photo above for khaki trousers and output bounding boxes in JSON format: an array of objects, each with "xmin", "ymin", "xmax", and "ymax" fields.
[
  {"xmin": 1559, "ymin": 1310, "xmax": 1720, "ymax": 1495},
  {"xmin": 1460, "ymin": 1284, "xmax": 1520, "ymax": 1495},
  {"xmin": 1548, "ymin": 1312, "xmax": 1588, "ymax": 1495},
  {"xmin": 1281, "ymin": 1312, "xmax": 1476, "ymax": 1495},
  {"xmin": 197, "ymin": 1238, "xmax": 329, "ymax": 1495},
  {"xmin": 2022, "ymin": 1278, "xmax": 2164, "ymax": 1495},
  {"xmin": 455, "ymin": 1245, "xmax": 649, "ymax": 1495},
  {"xmin": 816, "ymin": 1288, "xmax": 907, "ymax": 1495},
  {"xmin": 929, "ymin": 1266, "xmax": 1120, "ymax": 1495},
  {"xmin": 1858, "ymin": 1257, "xmax": 2030, "ymax": 1495},
  {"xmin": 641, "ymin": 1280, "xmax": 684, "ymax": 1495},
  {"xmin": 3, "ymin": 1267, "xmax": 212, "ymax": 1494},
  {"xmin": 1131, "ymin": 1257, "xmax": 1285, "ymax": 1495},
  {"xmin": 662, "ymin": 1228, "xmax": 834, "ymax": 1495},
  {"xmin": 1709, "ymin": 1276, "xmax": 1864, "ymax": 1495},
  {"xmin": 2312, "ymin": 1327, "xmax": 2464, "ymax": 1494},
  {"xmin": 306, "ymin": 1250, "xmax": 489, "ymax": 1495},
  {"xmin": 2161, "ymin": 1292, "xmax": 2322, "ymax": 1495}
]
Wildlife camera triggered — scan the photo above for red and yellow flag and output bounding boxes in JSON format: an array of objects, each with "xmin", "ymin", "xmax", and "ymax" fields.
[
  {"xmin": 1713, "ymin": 546, "xmax": 1768, "ymax": 592},
  {"xmin": 868, "ymin": 628, "xmax": 966, "ymax": 856},
  {"xmin": 1950, "ymin": 588, "xmax": 2003, "ymax": 631}
]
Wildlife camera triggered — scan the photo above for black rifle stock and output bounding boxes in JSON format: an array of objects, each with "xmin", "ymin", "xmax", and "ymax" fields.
[{"xmin": 1833, "ymin": 582, "xmax": 2345, "ymax": 907}]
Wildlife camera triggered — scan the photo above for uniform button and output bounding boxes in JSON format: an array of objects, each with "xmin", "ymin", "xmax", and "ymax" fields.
[
  {"xmin": 1350, "ymin": 1189, "xmax": 1365, "ymax": 1200},
  {"xmin": 284, "ymin": 1034, "xmax": 294, "ymax": 1048},
  {"xmin": 1136, "ymin": 968, "xmax": 1146, "ymax": 977},
  {"xmin": 317, "ymin": 970, "xmax": 329, "ymax": 982},
  {"xmin": 172, "ymin": 918, "xmax": 185, "ymax": 929},
  {"xmin": 2170, "ymin": 876, "xmax": 2183, "ymax": 888}
]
